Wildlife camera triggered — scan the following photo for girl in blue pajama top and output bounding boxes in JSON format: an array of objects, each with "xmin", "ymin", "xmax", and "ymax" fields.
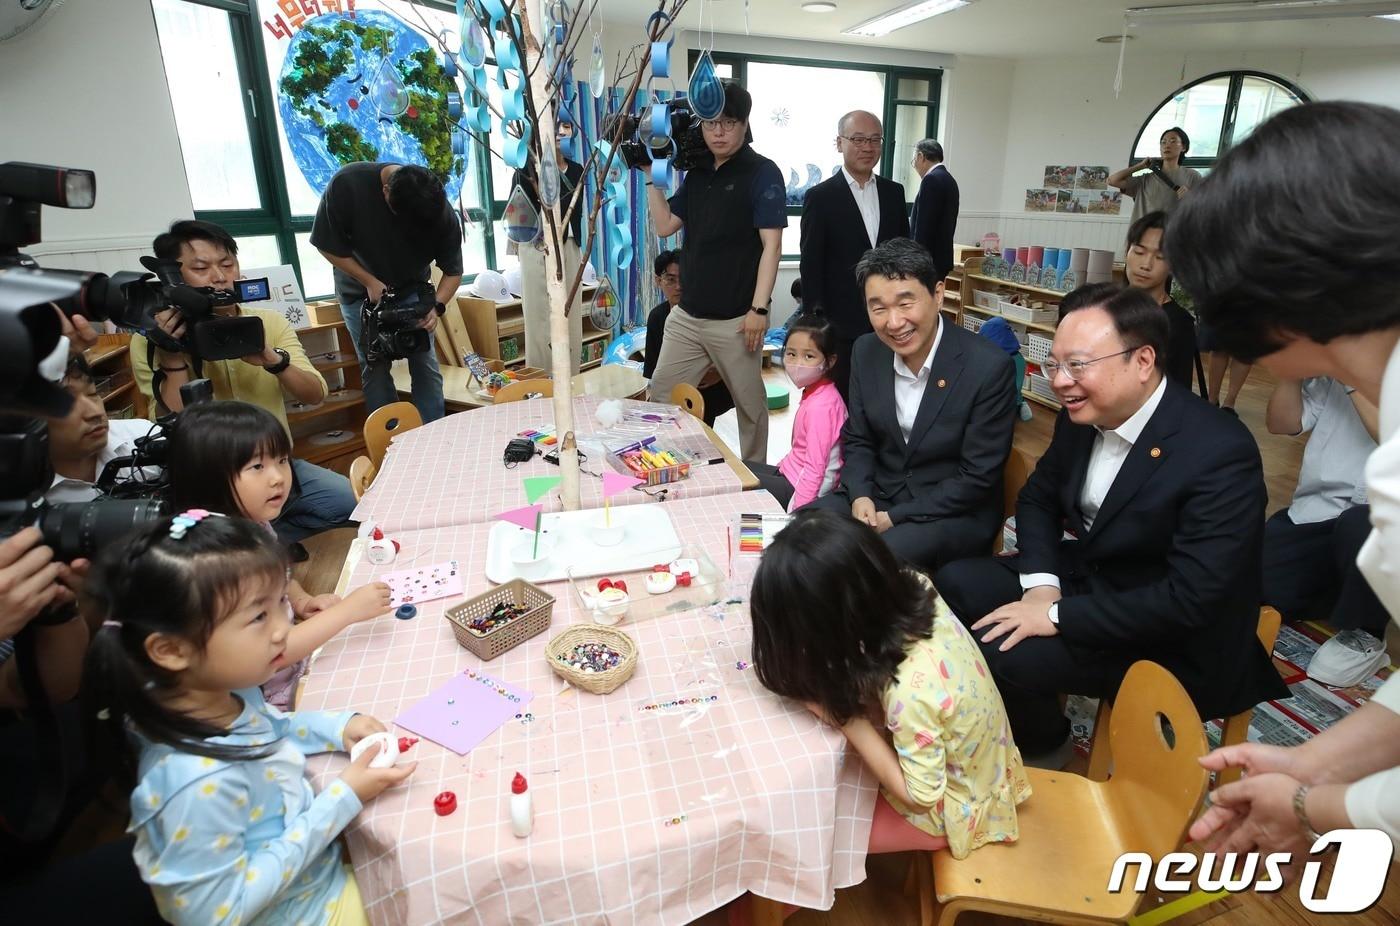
[{"xmin": 84, "ymin": 512, "xmax": 416, "ymax": 926}]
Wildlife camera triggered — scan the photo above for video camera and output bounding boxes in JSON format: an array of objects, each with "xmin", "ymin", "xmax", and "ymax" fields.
[
  {"xmin": 361, "ymin": 282, "xmax": 435, "ymax": 363},
  {"xmin": 603, "ymin": 99, "xmax": 713, "ymax": 174},
  {"xmin": 0, "ymin": 162, "xmax": 272, "ymax": 379}
]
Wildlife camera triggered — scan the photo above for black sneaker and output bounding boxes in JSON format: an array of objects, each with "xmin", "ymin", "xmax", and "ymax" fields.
[{"xmin": 1221, "ymin": 406, "xmax": 1238, "ymax": 417}]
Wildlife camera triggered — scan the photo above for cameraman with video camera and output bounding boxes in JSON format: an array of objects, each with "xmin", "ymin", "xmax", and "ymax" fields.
[
  {"xmin": 131, "ymin": 220, "xmax": 355, "ymax": 543},
  {"xmin": 312, "ymin": 162, "xmax": 463, "ymax": 424},
  {"xmin": 644, "ymin": 82, "xmax": 787, "ymax": 464}
]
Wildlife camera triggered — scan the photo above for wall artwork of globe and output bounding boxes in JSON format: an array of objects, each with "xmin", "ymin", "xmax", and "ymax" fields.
[{"xmin": 276, "ymin": 10, "xmax": 466, "ymax": 203}]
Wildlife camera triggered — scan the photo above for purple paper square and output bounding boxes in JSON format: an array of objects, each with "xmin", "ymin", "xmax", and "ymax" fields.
[{"xmin": 394, "ymin": 670, "xmax": 535, "ymax": 755}]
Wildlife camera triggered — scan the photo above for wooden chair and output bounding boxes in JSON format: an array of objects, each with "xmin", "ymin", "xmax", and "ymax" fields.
[
  {"xmin": 920, "ymin": 660, "xmax": 1210, "ymax": 926},
  {"xmin": 1085, "ymin": 606, "xmax": 1282, "ymax": 784},
  {"xmin": 493, "ymin": 378, "xmax": 554, "ymax": 404},
  {"xmin": 364, "ymin": 401, "xmax": 422, "ymax": 470},
  {"xmin": 671, "ymin": 383, "xmax": 705, "ymax": 422},
  {"xmin": 996, "ymin": 446, "xmax": 1035, "ymax": 553},
  {"xmin": 348, "ymin": 455, "xmax": 376, "ymax": 502}
]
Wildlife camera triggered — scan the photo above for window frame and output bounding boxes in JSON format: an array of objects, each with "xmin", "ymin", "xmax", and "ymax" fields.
[
  {"xmin": 1128, "ymin": 69, "xmax": 1310, "ymax": 171},
  {"xmin": 686, "ymin": 49, "xmax": 942, "ymax": 260}
]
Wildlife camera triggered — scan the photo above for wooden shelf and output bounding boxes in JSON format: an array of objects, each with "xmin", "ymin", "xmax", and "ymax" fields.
[
  {"xmin": 296, "ymin": 319, "xmax": 347, "ymax": 334},
  {"xmin": 967, "ymin": 273, "xmax": 1068, "ymax": 301},
  {"xmin": 1023, "ymin": 389, "xmax": 1061, "ymax": 410},
  {"xmin": 580, "ymin": 358, "xmax": 603, "ymax": 371},
  {"xmin": 943, "ymin": 291, "xmax": 960, "ymax": 304},
  {"xmin": 963, "ymin": 303, "xmax": 1057, "ymax": 334},
  {"xmin": 309, "ymin": 351, "xmax": 360, "ymax": 372},
  {"xmin": 498, "ymin": 320, "xmax": 525, "ymax": 338},
  {"xmin": 86, "ymin": 343, "xmax": 129, "ymax": 367},
  {"xmin": 299, "ymin": 433, "xmax": 366, "ymax": 465},
  {"xmin": 100, "ymin": 381, "xmax": 136, "ymax": 404},
  {"xmin": 503, "ymin": 356, "xmax": 526, "ymax": 367},
  {"xmin": 583, "ymin": 330, "xmax": 610, "ymax": 344},
  {"xmin": 286, "ymin": 391, "xmax": 363, "ymax": 424}
]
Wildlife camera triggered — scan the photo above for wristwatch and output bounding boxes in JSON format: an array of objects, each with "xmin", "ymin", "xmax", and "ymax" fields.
[
  {"xmin": 750, "ymin": 306, "xmax": 769, "ymax": 316},
  {"xmin": 265, "ymin": 347, "xmax": 292, "ymax": 375},
  {"xmin": 1047, "ymin": 603, "xmax": 1060, "ymax": 625},
  {"xmin": 434, "ymin": 300, "xmax": 447, "ymax": 317}
]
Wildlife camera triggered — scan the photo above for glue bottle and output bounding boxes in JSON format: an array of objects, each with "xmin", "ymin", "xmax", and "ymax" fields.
[
  {"xmin": 510, "ymin": 772, "xmax": 533, "ymax": 837},
  {"xmin": 367, "ymin": 527, "xmax": 398, "ymax": 565}
]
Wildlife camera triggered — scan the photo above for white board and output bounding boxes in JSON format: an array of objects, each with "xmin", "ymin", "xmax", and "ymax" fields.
[{"xmin": 484, "ymin": 505, "xmax": 682, "ymax": 585}]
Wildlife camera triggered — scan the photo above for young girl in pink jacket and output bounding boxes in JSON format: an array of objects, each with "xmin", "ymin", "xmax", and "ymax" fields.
[{"xmin": 747, "ymin": 314, "xmax": 848, "ymax": 511}]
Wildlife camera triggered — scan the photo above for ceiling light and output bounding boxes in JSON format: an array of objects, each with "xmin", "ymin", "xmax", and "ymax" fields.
[
  {"xmin": 1126, "ymin": 1, "xmax": 1400, "ymax": 27},
  {"xmin": 802, "ymin": 2, "xmax": 839, "ymax": 11},
  {"xmin": 843, "ymin": 0, "xmax": 973, "ymax": 37},
  {"xmin": 1097, "ymin": 33, "xmax": 1136, "ymax": 42}
]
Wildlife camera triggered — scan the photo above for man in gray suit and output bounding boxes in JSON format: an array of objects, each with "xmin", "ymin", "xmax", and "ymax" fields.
[
  {"xmin": 806, "ymin": 238, "xmax": 1017, "ymax": 569},
  {"xmin": 910, "ymin": 139, "xmax": 960, "ymax": 279}
]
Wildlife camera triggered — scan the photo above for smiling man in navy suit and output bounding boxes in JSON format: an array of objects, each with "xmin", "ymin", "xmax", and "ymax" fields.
[
  {"xmin": 799, "ymin": 110, "xmax": 910, "ymax": 399},
  {"xmin": 935, "ymin": 284, "xmax": 1286, "ymax": 765}
]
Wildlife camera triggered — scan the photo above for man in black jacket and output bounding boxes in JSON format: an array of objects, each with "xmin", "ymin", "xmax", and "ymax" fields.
[
  {"xmin": 806, "ymin": 239, "xmax": 1016, "ymax": 570},
  {"xmin": 799, "ymin": 110, "xmax": 909, "ymax": 399},
  {"xmin": 910, "ymin": 139, "xmax": 959, "ymax": 280},
  {"xmin": 935, "ymin": 286, "xmax": 1286, "ymax": 762}
]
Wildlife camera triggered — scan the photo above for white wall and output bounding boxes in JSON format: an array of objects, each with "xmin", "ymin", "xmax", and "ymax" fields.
[
  {"xmin": 986, "ymin": 46, "xmax": 1400, "ymax": 255},
  {"xmin": 0, "ymin": 0, "xmax": 192, "ymax": 270}
]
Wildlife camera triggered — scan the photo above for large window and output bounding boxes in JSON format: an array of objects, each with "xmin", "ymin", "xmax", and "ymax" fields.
[
  {"xmin": 152, "ymin": 0, "xmax": 496, "ymax": 298},
  {"xmin": 1131, "ymin": 71, "xmax": 1308, "ymax": 170},
  {"xmin": 691, "ymin": 50, "xmax": 941, "ymax": 258}
]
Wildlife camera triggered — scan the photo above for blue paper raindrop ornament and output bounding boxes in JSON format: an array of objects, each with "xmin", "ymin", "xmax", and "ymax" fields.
[{"xmin": 688, "ymin": 50, "xmax": 725, "ymax": 120}]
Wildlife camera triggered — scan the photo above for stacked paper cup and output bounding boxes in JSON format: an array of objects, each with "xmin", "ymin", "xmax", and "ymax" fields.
[
  {"xmin": 1086, "ymin": 249, "xmax": 1115, "ymax": 284},
  {"xmin": 1042, "ymin": 248, "xmax": 1061, "ymax": 289},
  {"xmin": 1061, "ymin": 248, "xmax": 1090, "ymax": 291},
  {"xmin": 1026, "ymin": 245, "xmax": 1045, "ymax": 286}
]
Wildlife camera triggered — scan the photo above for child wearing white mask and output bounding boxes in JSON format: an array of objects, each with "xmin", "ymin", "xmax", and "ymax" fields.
[{"xmin": 745, "ymin": 314, "xmax": 848, "ymax": 511}]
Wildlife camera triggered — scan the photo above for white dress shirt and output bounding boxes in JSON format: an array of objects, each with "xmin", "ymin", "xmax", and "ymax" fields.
[
  {"xmin": 1348, "ymin": 338, "xmax": 1400, "ymax": 855},
  {"xmin": 843, "ymin": 166, "xmax": 880, "ymax": 249},
  {"xmin": 47, "ymin": 418, "xmax": 159, "ymax": 504},
  {"xmin": 1022, "ymin": 376, "xmax": 1168, "ymax": 591},
  {"xmin": 1287, "ymin": 377, "xmax": 1375, "ymax": 524},
  {"xmin": 892, "ymin": 318, "xmax": 945, "ymax": 444}
]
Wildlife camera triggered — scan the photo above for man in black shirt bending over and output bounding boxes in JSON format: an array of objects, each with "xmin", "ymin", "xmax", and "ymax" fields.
[
  {"xmin": 644, "ymin": 82, "xmax": 787, "ymax": 463},
  {"xmin": 311, "ymin": 163, "xmax": 462, "ymax": 423}
]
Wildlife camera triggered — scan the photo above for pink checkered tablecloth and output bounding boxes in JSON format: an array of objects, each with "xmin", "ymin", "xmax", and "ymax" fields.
[
  {"xmin": 352, "ymin": 396, "xmax": 745, "ymax": 532},
  {"xmin": 301, "ymin": 491, "xmax": 876, "ymax": 926}
]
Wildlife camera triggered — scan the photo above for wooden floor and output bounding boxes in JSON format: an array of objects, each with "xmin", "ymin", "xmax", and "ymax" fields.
[{"xmin": 292, "ymin": 366, "xmax": 1400, "ymax": 926}]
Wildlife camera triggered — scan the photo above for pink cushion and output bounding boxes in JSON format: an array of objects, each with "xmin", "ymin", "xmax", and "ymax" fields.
[{"xmin": 868, "ymin": 793, "xmax": 949, "ymax": 854}]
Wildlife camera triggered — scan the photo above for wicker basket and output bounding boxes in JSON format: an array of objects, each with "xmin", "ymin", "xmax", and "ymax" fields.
[
  {"xmin": 444, "ymin": 579, "xmax": 554, "ymax": 661},
  {"xmin": 545, "ymin": 625, "xmax": 638, "ymax": 694}
]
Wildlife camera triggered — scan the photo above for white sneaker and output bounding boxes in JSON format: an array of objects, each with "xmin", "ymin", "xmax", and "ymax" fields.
[{"xmin": 1307, "ymin": 629, "xmax": 1391, "ymax": 688}]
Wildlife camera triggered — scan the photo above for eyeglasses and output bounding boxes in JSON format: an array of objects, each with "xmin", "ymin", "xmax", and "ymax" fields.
[
  {"xmin": 840, "ymin": 134, "xmax": 884, "ymax": 148},
  {"xmin": 1041, "ymin": 348, "xmax": 1136, "ymax": 381},
  {"xmin": 658, "ymin": 273, "xmax": 679, "ymax": 284},
  {"xmin": 702, "ymin": 118, "xmax": 742, "ymax": 133}
]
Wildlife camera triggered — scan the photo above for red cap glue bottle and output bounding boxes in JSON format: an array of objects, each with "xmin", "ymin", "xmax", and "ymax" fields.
[
  {"xmin": 510, "ymin": 772, "xmax": 533, "ymax": 837},
  {"xmin": 366, "ymin": 527, "xmax": 399, "ymax": 565}
]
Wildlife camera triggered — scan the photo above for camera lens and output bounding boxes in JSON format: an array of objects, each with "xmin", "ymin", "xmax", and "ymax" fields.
[{"xmin": 39, "ymin": 498, "xmax": 166, "ymax": 561}]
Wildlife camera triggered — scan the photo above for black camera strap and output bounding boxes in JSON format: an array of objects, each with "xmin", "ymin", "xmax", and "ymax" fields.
[
  {"xmin": 1147, "ymin": 162, "xmax": 1182, "ymax": 194},
  {"xmin": 146, "ymin": 341, "xmax": 204, "ymax": 411}
]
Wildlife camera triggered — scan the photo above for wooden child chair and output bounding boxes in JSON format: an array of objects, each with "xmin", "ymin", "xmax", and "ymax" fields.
[
  {"xmin": 996, "ymin": 446, "xmax": 1035, "ymax": 553},
  {"xmin": 493, "ymin": 378, "xmax": 554, "ymax": 404},
  {"xmin": 670, "ymin": 383, "xmax": 705, "ymax": 422},
  {"xmin": 1085, "ymin": 606, "xmax": 1282, "ymax": 784},
  {"xmin": 348, "ymin": 455, "xmax": 376, "ymax": 501},
  {"xmin": 917, "ymin": 660, "xmax": 1210, "ymax": 926},
  {"xmin": 364, "ymin": 401, "xmax": 422, "ymax": 470}
]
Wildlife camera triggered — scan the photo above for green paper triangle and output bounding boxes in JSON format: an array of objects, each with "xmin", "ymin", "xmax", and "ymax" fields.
[{"xmin": 523, "ymin": 475, "xmax": 563, "ymax": 504}]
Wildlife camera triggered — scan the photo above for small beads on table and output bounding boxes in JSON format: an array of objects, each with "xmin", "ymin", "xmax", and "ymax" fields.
[
  {"xmin": 555, "ymin": 642, "xmax": 623, "ymax": 674},
  {"xmin": 467, "ymin": 602, "xmax": 528, "ymax": 637}
]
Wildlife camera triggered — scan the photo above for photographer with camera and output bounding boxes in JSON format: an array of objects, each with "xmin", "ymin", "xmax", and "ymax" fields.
[
  {"xmin": 644, "ymin": 82, "xmax": 787, "ymax": 464},
  {"xmin": 45, "ymin": 356, "xmax": 157, "ymax": 504},
  {"xmin": 1108, "ymin": 126, "xmax": 1202, "ymax": 226},
  {"xmin": 311, "ymin": 163, "xmax": 463, "ymax": 424},
  {"xmin": 130, "ymin": 221, "xmax": 355, "ymax": 544}
]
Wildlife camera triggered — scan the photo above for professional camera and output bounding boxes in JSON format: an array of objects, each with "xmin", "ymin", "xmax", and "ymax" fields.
[
  {"xmin": 0, "ymin": 161, "xmax": 272, "ymax": 369},
  {"xmin": 361, "ymin": 282, "xmax": 435, "ymax": 363},
  {"xmin": 602, "ymin": 99, "xmax": 712, "ymax": 173}
]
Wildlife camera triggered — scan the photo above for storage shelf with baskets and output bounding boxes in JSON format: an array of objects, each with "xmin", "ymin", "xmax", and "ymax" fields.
[{"xmin": 955, "ymin": 254, "xmax": 1125, "ymax": 412}]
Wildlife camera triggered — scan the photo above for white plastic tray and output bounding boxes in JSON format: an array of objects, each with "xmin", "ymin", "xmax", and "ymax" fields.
[{"xmin": 484, "ymin": 505, "xmax": 682, "ymax": 584}]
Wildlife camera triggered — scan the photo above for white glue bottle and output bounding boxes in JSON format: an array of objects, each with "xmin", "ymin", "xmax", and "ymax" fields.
[{"xmin": 510, "ymin": 772, "xmax": 533, "ymax": 837}]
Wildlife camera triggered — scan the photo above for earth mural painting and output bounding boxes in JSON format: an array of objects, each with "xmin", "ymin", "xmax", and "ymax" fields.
[{"xmin": 275, "ymin": 10, "xmax": 467, "ymax": 203}]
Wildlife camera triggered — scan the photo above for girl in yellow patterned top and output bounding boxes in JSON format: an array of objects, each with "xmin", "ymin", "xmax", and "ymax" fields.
[{"xmin": 749, "ymin": 509, "xmax": 1031, "ymax": 858}]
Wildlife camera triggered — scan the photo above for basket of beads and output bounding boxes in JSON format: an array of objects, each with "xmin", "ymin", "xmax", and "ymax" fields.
[
  {"xmin": 445, "ymin": 579, "xmax": 554, "ymax": 661},
  {"xmin": 545, "ymin": 625, "xmax": 638, "ymax": 695}
]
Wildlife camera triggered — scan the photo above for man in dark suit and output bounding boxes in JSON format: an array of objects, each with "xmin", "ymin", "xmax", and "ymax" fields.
[
  {"xmin": 934, "ymin": 285, "xmax": 1287, "ymax": 764},
  {"xmin": 807, "ymin": 238, "xmax": 1016, "ymax": 570},
  {"xmin": 799, "ymin": 110, "xmax": 910, "ymax": 399},
  {"xmin": 910, "ymin": 139, "xmax": 960, "ymax": 280}
]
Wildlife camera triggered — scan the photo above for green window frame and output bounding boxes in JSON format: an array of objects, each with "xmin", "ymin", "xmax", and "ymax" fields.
[{"xmin": 686, "ymin": 49, "xmax": 942, "ymax": 260}]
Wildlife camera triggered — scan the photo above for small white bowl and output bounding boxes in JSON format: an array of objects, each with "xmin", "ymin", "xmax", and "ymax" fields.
[
  {"xmin": 511, "ymin": 534, "xmax": 556, "ymax": 580},
  {"xmin": 591, "ymin": 587, "xmax": 629, "ymax": 625},
  {"xmin": 592, "ymin": 515, "xmax": 625, "ymax": 547}
]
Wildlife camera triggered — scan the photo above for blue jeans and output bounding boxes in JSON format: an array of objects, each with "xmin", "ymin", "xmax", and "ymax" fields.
[
  {"xmin": 274, "ymin": 459, "xmax": 358, "ymax": 543},
  {"xmin": 340, "ymin": 299, "xmax": 445, "ymax": 422}
]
